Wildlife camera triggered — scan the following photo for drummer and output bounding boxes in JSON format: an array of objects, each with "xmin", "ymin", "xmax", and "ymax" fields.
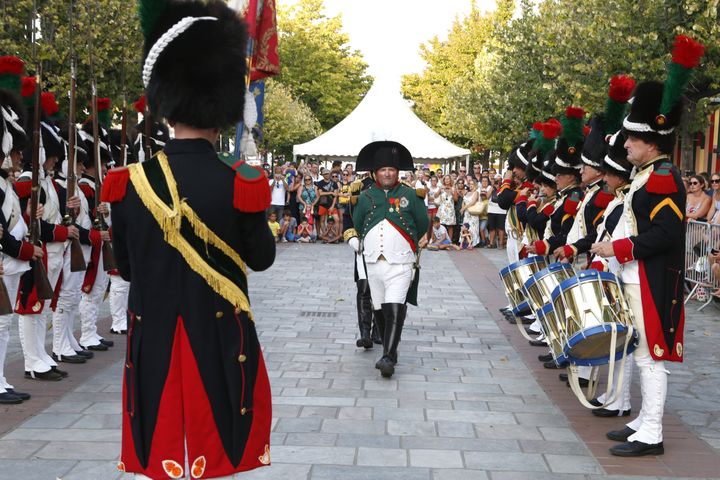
[
  {"xmin": 590, "ymin": 35, "xmax": 702, "ymax": 457},
  {"xmin": 585, "ymin": 129, "xmax": 635, "ymax": 418}
]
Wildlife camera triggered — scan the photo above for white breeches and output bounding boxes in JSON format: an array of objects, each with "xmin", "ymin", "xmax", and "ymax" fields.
[
  {"xmin": 79, "ymin": 251, "xmax": 108, "ymax": 347},
  {"xmin": 366, "ymin": 260, "xmax": 413, "ymax": 308},
  {"xmin": 0, "ymin": 273, "xmax": 23, "ymax": 392},
  {"xmin": 109, "ymin": 275, "xmax": 130, "ymax": 332}
]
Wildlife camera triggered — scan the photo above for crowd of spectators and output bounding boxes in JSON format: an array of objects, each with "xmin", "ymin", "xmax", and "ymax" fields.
[
  {"xmin": 263, "ymin": 159, "xmax": 509, "ymax": 250},
  {"xmin": 683, "ymin": 171, "xmax": 720, "ymax": 298}
]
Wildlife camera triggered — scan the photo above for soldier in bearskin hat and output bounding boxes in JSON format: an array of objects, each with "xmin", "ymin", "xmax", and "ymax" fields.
[
  {"xmin": 591, "ymin": 35, "xmax": 704, "ymax": 456},
  {"xmin": 103, "ymin": 0, "xmax": 275, "ymax": 477}
]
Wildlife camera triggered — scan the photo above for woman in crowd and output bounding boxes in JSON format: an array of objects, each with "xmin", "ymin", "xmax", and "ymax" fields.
[
  {"xmin": 427, "ymin": 175, "xmax": 440, "ymax": 238},
  {"xmin": 298, "ymin": 174, "xmax": 319, "ymax": 232},
  {"xmin": 435, "ymin": 175, "xmax": 458, "ymax": 242},
  {"xmin": 705, "ymin": 172, "xmax": 720, "ymax": 225},
  {"xmin": 460, "ymin": 178, "xmax": 481, "ymax": 246},
  {"xmin": 453, "ymin": 178, "xmax": 466, "ymax": 244},
  {"xmin": 477, "ymin": 179, "xmax": 490, "ymax": 246},
  {"xmin": 486, "ymin": 176, "xmax": 506, "ymax": 248},
  {"xmin": 686, "ymin": 174, "xmax": 712, "ymax": 221}
]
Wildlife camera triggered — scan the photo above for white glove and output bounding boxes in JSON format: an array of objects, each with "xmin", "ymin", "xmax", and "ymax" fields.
[{"xmin": 348, "ymin": 237, "xmax": 360, "ymax": 252}]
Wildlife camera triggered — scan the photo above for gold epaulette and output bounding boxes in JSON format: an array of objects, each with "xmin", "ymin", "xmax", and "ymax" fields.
[
  {"xmin": 415, "ymin": 188, "xmax": 427, "ymax": 199},
  {"xmin": 350, "ymin": 179, "xmax": 363, "ymax": 194},
  {"xmin": 343, "ymin": 228, "xmax": 358, "ymax": 242}
]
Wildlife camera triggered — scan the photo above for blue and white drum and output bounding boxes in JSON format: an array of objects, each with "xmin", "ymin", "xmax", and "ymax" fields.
[
  {"xmin": 523, "ymin": 263, "xmax": 576, "ymax": 313},
  {"xmin": 536, "ymin": 303, "xmax": 568, "ymax": 366},
  {"xmin": 499, "ymin": 257, "xmax": 547, "ymax": 312},
  {"xmin": 551, "ymin": 270, "xmax": 638, "ymax": 366}
]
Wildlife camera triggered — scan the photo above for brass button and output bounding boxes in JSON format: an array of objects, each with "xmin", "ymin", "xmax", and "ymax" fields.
[
  {"xmin": 238, "ymin": 354, "xmax": 247, "ymax": 363},
  {"xmin": 240, "ymin": 407, "xmax": 247, "ymax": 415},
  {"xmin": 669, "ymin": 328, "xmax": 675, "ymax": 333},
  {"xmin": 136, "ymin": 316, "xmax": 142, "ymax": 322},
  {"xmin": 216, "ymin": 311, "xmax": 224, "ymax": 319},
  {"xmin": 234, "ymin": 307, "xmax": 241, "ymax": 315},
  {"xmin": 671, "ymin": 299, "xmax": 677, "ymax": 305}
]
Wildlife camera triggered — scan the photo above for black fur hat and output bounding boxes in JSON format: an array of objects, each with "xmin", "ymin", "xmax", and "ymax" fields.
[
  {"xmin": 553, "ymin": 107, "xmax": 585, "ymax": 177},
  {"xmin": 580, "ymin": 115, "xmax": 606, "ymax": 170},
  {"xmin": 108, "ymin": 128, "xmax": 138, "ymax": 166},
  {"xmin": 0, "ymin": 89, "xmax": 27, "ymax": 154},
  {"xmin": 80, "ymin": 122, "xmax": 113, "ymax": 168},
  {"xmin": 602, "ymin": 131, "xmax": 633, "ymax": 180},
  {"xmin": 133, "ymin": 119, "xmax": 169, "ymax": 158},
  {"xmin": 538, "ymin": 149, "xmax": 557, "ymax": 189},
  {"xmin": 41, "ymin": 121, "xmax": 66, "ymax": 163},
  {"xmin": 622, "ymin": 81, "xmax": 681, "ymax": 144},
  {"xmin": 141, "ymin": 0, "xmax": 248, "ymax": 129}
]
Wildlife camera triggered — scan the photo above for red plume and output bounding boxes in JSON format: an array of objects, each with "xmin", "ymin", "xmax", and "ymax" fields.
[
  {"xmin": 133, "ymin": 95, "xmax": 146, "ymax": 114},
  {"xmin": 0, "ymin": 56, "xmax": 24, "ymax": 75},
  {"xmin": 41, "ymin": 92, "xmax": 59, "ymax": 116},
  {"xmin": 97, "ymin": 97, "xmax": 111, "ymax": 111},
  {"xmin": 565, "ymin": 106, "xmax": 585, "ymax": 119},
  {"xmin": 608, "ymin": 75, "xmax": 636, "ymax": 103},
  {"xmin": 21, "ymin": 76, "xmax": 36, "ymax": 98},
  {"xmin": 532, "ymin": 121, "xmax": 543, "ymax": 131},
  {"xmin": 542, "ymin": 119, "xmax": 562, "ymax": 140},
  {"xmin": 671, "ymin": 35, "xmax": 705, "ymax": 69},
  {"xmin": 583, "ymin": 125, "xmax": 591, "ymax": 137}
]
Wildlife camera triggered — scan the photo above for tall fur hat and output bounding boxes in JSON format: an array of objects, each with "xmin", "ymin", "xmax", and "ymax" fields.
[
  {"xmin": 602, "ymin": 130, "xmax": 632, "ymax": 180},
  {"xmin": 41, "ymin": 121, "xmax": 66, "ymax": 162},
  {"xmin": 79, "ymin": 122, "xmax": 113, "ymax": 168},
  {"xmin": 537, "ymin": 148, "xmax": 557, "ymax": 189},
  {"xmin": 61, "ymin": 129, "xmax": 90, "ymax": 173},
  {"xmin": 553, "ymin": 106, "xmax": 585, "ymax": 177},
  {"xmin": 623, "ymin": 36, "xmax": 704, "ymax": 144},
  {"xmin": 139, "ymin": 0, "xmax": 248, "ymax": 129}
]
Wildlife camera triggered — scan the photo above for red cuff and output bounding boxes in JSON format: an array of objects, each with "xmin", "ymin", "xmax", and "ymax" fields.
[
  {"xmin": 53, "ymin": 225, "xmax": 69, "ymax": 242},
  {"xmin": 521, "ymin": 182, "xmax": 535, "ymax": 190},
  {"xmin": 612, "ymin": 238, "xmax": 635, "ymax": 264},
  {"xmin": 528, "ymin": 200, "xmax": 538, "ymax": 208},
  {"xmin": 534, "ymin": 240, "xmax": 549, "ymax": 256},
  {"xmin": 541, "ymin": 204, "xmax": 554, "ymax": 217},
  {"xmin": 89, "ymin": 229, "xmax": 102, "ymax": 248},
  {"xmin": 515, "ymin": 195, "xmax": 528, "ymax": 205},
  {"xmin": 18, "ymin": 241, "xmax": 35, "ymax": 261},
  {"xmin": 519, "ymin": 245, "xmax": 527, "ymax": 259},
  {"xmin": 589, "ymin": 260, "xmax": 606, "ymax": 271},
  {"xmin": 502, "ymin": 179, "xmax": 512, "ymax": 186},
  {"xmin": 562, "ymin": 245, "xmax": 576, "ymax": 259}
]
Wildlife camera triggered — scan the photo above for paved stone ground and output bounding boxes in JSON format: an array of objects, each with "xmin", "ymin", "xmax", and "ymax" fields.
[{"xmin": 0, "ymin": 243, "xmax": 718, "ymax": 479}]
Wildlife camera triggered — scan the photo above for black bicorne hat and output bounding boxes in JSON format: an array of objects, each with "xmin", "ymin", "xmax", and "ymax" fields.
[
  {"xmin": 140, "ymin": 0, "xmax": 248, "ymax": 129},
  {"xmin": 602, "ymin": 131, "xmax": 633, "ymax": 180},
  {"xmin": 356, "ymin": 141, "xmax": 414, "ymax": 172}
]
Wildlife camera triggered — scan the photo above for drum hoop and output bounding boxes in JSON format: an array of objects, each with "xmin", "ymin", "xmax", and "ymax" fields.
[{"xmin": 524, "ymin": 263, "xmax": 575, "ymax": 291}]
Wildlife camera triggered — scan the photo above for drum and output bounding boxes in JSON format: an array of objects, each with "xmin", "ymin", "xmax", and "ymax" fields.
[
  {"xmin": 523, "ymin": 263, "xmax": 576, "ymax": 313},
  {"xmin": 536, "ymin": 303, "xmax": 567, "ymax": 366},
  {"xmin": 551, "ymin": 270, "xmax": 638, "ymax": 366},
  {"xmin": 499, "ymin": 257, "xmax": 547, "ymax": 311}
]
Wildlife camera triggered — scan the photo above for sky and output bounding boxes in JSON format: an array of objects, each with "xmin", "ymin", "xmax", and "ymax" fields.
[{"xmin": 278, "ymin": 0, "xmax": 497, "ymax": 83}]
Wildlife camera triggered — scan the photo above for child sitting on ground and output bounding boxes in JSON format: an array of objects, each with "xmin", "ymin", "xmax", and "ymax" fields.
[
  {"xmin": 296, "ymin": 216, "xmax": 316, "ymax": 243},
  {"xmin": 267, "ymin": 211, "xmax": 281, "ymax": 242},
  {"xmin": 427, "ymin": 216, "xmax": 460, "ymax": 251},
  {"xmin": 279, "ymin": 209, "xmax": 298, "ymax": 242},
  {"xmin": 319, "ymin": 217, "xmax": 341, "ymax": 243},
  {"xmin": 459, "ymin": 223, "xmax": 473, "ymax": 250}
]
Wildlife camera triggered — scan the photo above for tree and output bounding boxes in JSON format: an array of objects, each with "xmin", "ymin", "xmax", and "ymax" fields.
[
  {"xmin": 262, "ymin": 79, "xmax": 322, "ymax": 159},
  {"xmin": 0, "ymin": 0, "xmax": 144, "ymax": 120},
  {"xmin": 275, "ymin": 0, "xmax": 371, "ymax": 130}
]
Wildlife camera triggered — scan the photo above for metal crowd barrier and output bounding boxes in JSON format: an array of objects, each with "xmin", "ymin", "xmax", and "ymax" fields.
[{"xmin": 685, "ymin": 219, "xmax": 720, "ymax": 311}]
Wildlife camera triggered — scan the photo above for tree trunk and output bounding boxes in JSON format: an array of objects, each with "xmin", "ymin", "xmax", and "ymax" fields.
[{"xmin": 679, "ymin": 101, "xmax": 697, "ymax": 172}]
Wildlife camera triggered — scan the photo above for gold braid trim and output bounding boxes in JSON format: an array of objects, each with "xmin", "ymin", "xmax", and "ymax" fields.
[
  {"xmin": 343, "ymin": 228, "xmax": 358, "ymax": 243},
  {"xmin": 128, "ymin": 153, "xmax": 253, "ymax": 319}
]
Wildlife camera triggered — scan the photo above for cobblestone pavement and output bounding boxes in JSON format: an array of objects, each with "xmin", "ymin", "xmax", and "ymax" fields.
[{"xmin": 0, "ymin": 243, "xmax": 718, "ymax": 479}]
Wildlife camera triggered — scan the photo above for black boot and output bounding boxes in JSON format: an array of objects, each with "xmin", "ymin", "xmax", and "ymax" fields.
[
  {"xmin": 355, "ymin": 280, "xmax": 373, "ymax": 349},
  {"xmin": 375, "ymin": 303, "xmax": 406, "ymax": 378},
  {"xmin": 371, "ymin": 312, "xmax": 382, "ymax": 345}
]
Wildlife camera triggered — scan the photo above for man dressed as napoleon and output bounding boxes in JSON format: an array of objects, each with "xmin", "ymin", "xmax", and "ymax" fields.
[{"xmin": 346, "ymin": 141, "xmax": 429, "ymax": 378}]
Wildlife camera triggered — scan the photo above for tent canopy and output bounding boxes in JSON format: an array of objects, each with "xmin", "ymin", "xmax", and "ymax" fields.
[{"xmin": 293, "ymin": 80, "xmax": 470, "ymax": 163}]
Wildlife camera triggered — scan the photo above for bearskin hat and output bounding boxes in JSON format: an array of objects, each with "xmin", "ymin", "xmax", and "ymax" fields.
[
  {"xmin": 80, "ymin": 122, "xmax": 113, "ymax": 169},
  {"xmin": 61, "ymin": 129, "xmax": 90, "ymax": 175},
  {"xmin": 41, "ymin": 121, "xmax": 66, "ymax": 163},
  {"xmin": 553, "ymin": 107, "xmax": 584, "ymax": 177},
  {"xmin": 140, "ymin": 0, "xmax": 248, "ymax": 129},
  {"xmin": 537, "ymin": 149, "xmax": 557, "ymax": 189},
  {"xmin": 134, "ymin": 118, "xmax": 169, "ymax": 156},
  {"xmin": 581, "ymin": 115, "xmax": 606, "ymax": 170},
  {"xmin": 602, "ymin": 131, "xmax": 632, "ymax": 180}
]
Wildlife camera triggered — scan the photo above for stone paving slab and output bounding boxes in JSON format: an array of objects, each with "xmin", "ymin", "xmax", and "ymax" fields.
[{"xmin": 0, "ymin": 243, "xmax": 717, "ymax": 479}]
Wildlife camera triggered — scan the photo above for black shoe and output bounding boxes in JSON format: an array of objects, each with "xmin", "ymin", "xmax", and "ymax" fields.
[
  {"xmin": 51, "ymin": 366, "xmax": 69, "ymax": 378},
  {"xmin": 558, "ymin": 373, "xmax": 568, "ymax": 382},
  {"xmin": 566, "ymin": 378, "xmax": 590, "ymax": 388},
  {"xmin": 110, "ymin": 329, "xmax": 127, "ymax": 335},
  {"xmin": 610, "ymin": 441, "xmax": 664, "ymax": 457},
  {"xmin": 543, "ymin": 361, "xmax": 561, "ymax": 369},
  {"xmin": 75, "ymin": 350, "xmax": 94, "ymax": 359},
  {"xmin": 526, "ymin": 327, "xmax": 542, "ymax": 335},
  {"xmin": 499, "ymin": 307, "xmax": 511, "ymax": 314},
  {"xmin": 538, "ymin": 353, "xmax": 553, "ymax": 362},
  {"xmin": 356, "ymin": 337, "xmax": 373, "ymax": 349},
  {"xmin": 593, "ymin": 407, "xmax": 632, "ymax": 418},
  {"xmin": 506, "ymin": 316, "xmax": 534, "ymax": 325},
  {"xmin": 607, "ymin": 426, "xmax": 637, "ymax": 442},
  {"xmin": 52, "ymin": 353, "xmax": 87, "ymax": 364},
  {"xmin": 24, "ymin": 370, "xmax": 63, "ymax": 381},
  {"xmin": 99, "ymin": 339, "xmax": 114, "ymax": 347},
  {"xmin": 0, "ymin": 392, "xmax": 23, "ymax": 404},
  {"xmin": 6, "ymin": 388, "xmax": 30, "ymax": 400},
  {"xmin": 529, "ymin": 339, "xmax": 548, "ymax": 347},
  {"xmin": 589, "ymin": 398, "xmax": 602, "ymax": 407},
  {"xmin": 81, "ymin": 343, "xmax": 108, "ymax": 351}
]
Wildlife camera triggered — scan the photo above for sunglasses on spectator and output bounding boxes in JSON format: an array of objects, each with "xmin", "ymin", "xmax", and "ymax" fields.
[
  {"xmin": 712, "ymin": 179, "xmax": 720, "ymax": 184},
  {"xmin": 690, "ymin": 181, "xmax": 700, "ymax": 185}
]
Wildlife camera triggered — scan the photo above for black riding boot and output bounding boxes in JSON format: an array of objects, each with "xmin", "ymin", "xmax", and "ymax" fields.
[
  {"xmin": 355, "ymin": 280, "xmax": 374, "ymax": 349},
  {"xmin": 375, "ymin": 303, "xmax": 407, "ymax": 378},
  {"xmin": 371, "ymin": 311, "xmax": 383, "ymax": 345}
]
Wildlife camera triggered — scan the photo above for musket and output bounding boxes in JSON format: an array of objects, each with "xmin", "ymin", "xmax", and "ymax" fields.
[
  {"xmin": 144, "ymin": 101, "xmax": 152, "ymax": 161},
  {"xmin": 27, "ymin": 0, "xmax": 54, "ymax": 299},
  {"xmin": 64, "ymin": 0, "xmax": 87, "ymax": 272},
  {"xmin": 88, "ymin": 7, "xmax": 116, "ymax": 271},
  {"xmin": 119, "ymin": 28, "xmax": 128, "ymax": 166}
]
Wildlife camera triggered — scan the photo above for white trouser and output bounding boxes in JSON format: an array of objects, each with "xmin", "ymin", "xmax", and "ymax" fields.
[
  {"xmin": 624, "ymin": 283, "xmax": 667, "ymax": 444},
  {"xmin": 79, "ymin": 250, "xmax": 108, "ymax": 347},
  {"xmin": 597, "ymin": 352, "xmax": 634, "ymax": 412},
  {"xmin": 0, "ymin": 273, "xmax": 23, "ymax": 393},
  {"xmin": 19, "ymin": 249, "xmax": 64, "ymax": 374},
  {"xmin": 365, "ymin": 260, "xmax": 413, "ymax": 308},
  {"xmin": 53, "ymin": 251, "xmax": 85, "ymax": 357},
  {"xmin": 506, "ymin": 230, "xmax": 520, "ymax": 264},
  {"xmin": 109, "ymin": 275, "xmax": 129, "ymax": 332}
]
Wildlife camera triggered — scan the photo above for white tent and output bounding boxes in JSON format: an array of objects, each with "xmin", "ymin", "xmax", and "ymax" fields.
[{"xmin": 293, "ymin": 79, "xmax": 470, "ymax": 165}]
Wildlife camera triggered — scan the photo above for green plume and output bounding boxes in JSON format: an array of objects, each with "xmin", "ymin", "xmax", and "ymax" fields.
[
  {"xmin": 138, "ymin": 0, "xmax": 170, "ymax": 39},
  {"xmin": 604, "ymin": 99, "xmax": 627, "ymax": 136},
  {"xmin": 0, "ymin": 75, "xmax": 21, "ymax": 94},
  {"xmin": 98, "ymin": 109, "xmax": 111, "ymax": 129},
  {"xmin": 660, "ymin": 62, "xmax": 692, "ymax": 116},
  {"xmin": 561, "ymin": 111, "xmax": 584, "ymax": 148}
]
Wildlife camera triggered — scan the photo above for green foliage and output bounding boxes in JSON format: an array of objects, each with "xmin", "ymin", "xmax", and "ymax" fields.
[
  {"xmin": 262, "ymin": 79, "xmax": 322, "ymax": 159},
  {"xmin": 0, "ymin": 0, "xmax": 144, "ymax": 122},
  {"xmin": 402, "ymin": 0, "xmax": 720, "ymax": 166},
  {"xmin": 275, "ymin": 0, "xmax": 372, "ymax": 130}
]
